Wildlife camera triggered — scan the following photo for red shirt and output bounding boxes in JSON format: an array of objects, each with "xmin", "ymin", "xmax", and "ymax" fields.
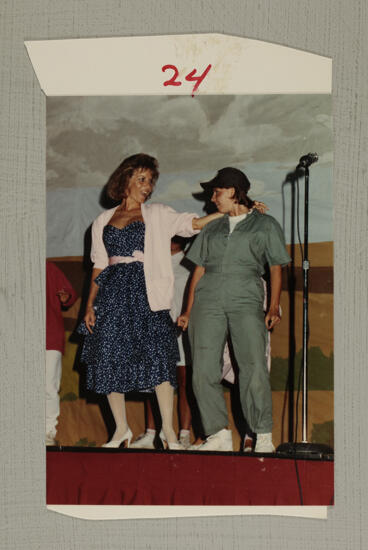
[{"xmin": 46, "ymin": 261, "xmax": 77, "ymax": 353}]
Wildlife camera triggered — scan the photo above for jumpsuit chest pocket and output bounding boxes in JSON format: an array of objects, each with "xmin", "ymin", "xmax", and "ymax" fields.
[
  {"xmin": 226, "ymin": 229, "xmax": 266, "ymax": 264},
  {"xmin": 206, "ymin": 231, "xmax": 228, "ymax": 260}
]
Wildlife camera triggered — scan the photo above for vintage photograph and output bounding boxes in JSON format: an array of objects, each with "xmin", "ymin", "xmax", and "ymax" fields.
[{"xmin": 46, "ymin": 94, "xmax": 333, "ymax": 505}]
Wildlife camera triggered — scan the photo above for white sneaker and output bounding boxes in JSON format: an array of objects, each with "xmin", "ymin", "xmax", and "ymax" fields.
[
  {"xmin": 130, "ymin": 431, "xmax": 155, "ymax": 449},
  {"xmin": 46, "ymin": 432, "xmax": 56, "ymax": 446},
  {"xmin": 196, "ymin": 429, "xmax": 233, "ymax": 452},
  {"xmin": 254, "ymin": 433, "xmax": 275, "ymax": 453},
  {"xmin": 188, "ymin": 443, "xmax": 203, "ymax": 450},
  {"xmin": 179, "ymin": 430, "xmax": 191, "ymax": 450}
]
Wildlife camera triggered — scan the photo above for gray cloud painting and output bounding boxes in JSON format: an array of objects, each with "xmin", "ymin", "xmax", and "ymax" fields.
[{"xmin": 47, "ymin": 95, "xmax": 332, "ymax": 257}]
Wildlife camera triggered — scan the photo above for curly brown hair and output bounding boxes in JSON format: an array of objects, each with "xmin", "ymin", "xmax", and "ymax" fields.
[{"xmin": 106, "ymin": 153, "xmax": 159, "ymax": 201}]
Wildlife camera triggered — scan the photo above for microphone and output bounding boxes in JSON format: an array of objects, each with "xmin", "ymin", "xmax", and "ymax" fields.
[{"xmin": 297, "ymin": 153, "xmax": 318, "ymax": 168}]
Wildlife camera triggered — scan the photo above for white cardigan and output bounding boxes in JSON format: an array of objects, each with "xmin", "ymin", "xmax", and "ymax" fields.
[{"xmin": 90, "ymin": 202, "xmax": 199, "ymax": 311}]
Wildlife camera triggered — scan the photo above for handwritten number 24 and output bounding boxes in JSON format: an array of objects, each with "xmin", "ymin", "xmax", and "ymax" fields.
[{"xmin": 162, "ymin": 64, "xmax": 212, "ymax": 95}]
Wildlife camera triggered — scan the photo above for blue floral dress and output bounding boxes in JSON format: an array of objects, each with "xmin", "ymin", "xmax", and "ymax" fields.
[{"xmin": 78, "ymin": 222, "xmax": 179, "ymax": 394}]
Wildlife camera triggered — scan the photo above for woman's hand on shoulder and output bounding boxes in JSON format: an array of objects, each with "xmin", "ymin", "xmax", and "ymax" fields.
[
  {"xmin": 253, "ymin": 201, "xmax": 269, "ymax": 214},
  {"xmin": 177, "ymin": 313, "xmax": 190, "ymax": 331},
  {"xmin": 84, "ymin": 306, "xmax": 96, "ymax": 334}
]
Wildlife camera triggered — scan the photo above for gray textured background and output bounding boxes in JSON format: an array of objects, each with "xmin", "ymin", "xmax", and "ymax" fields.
[{"xmin": 1, "ymin": 0, "xmax": 367, "ymax": 548}]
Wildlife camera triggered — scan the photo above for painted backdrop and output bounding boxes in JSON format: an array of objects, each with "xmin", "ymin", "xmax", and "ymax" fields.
[{"xmin": 47, "ymin": 95, "xmax": 333, "ymax": 449}]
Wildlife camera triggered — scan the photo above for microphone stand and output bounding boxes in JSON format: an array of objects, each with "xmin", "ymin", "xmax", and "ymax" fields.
[{"xmin": 277, "ymin": 160, "xmax": 333, "ymax": 459}]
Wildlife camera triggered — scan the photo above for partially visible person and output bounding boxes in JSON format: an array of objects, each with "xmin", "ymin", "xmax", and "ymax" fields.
[
  {"xmin": 46, "ymin": 261, "xmax": 78, "ymax": 445},
  {"xmin": 130, "ymin": 236, "xmax": 193, "ymax": 450},
  {"xmin": 170, "ymin": 237, "xmax": 193, "ymax": 447}
]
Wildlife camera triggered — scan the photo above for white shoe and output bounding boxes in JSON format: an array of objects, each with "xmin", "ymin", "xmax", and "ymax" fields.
[
  {"xmin": 46, "ymin": 432, "xmax": 56, "ymax": 446},
  {"xmin": 159, "ymin": 430, "xmax": 185, "ymax": 451},
  {"xmin": 166, "ymin": 441, "xmax": 186, "ymax": 451},
  {"xmin": 179, "ymin": 430, "xmax": 191, "ymax": 450},
  {"xmin": 102, "ymin": 427, "xmax": 133, "ymax": 448},
  {"xmin": 243, "ymin": 435, "xmax": 254, "ymax": 453},
  {"xmin": 130, "ymin": 431, "xmax": 155, "ymax": 449},
  {"xmin": 196, "ymin": 429, "xmax": 233, "ymax": 452},
  {"xmin": 254, "ymin": 433, "xmax": 275, "ymax": 453},
  {"xmin": 187, "ymin": 443, "xmax": 203, "ymax": 451}
]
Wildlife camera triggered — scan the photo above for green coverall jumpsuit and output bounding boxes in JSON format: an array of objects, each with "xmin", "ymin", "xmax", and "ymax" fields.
[{"xmin": 187, "ymin": 209, "xmax": 290, "ymax": 436}]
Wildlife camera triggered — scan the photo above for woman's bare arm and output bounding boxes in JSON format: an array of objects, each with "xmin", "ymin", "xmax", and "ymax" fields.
[
  {"xmin": 192, "ymin": 200, "xmax": 268, "ymax": 230},
  {"xmin": 192, "ymin": 212, "xmax": 223, "ymax": 230}
]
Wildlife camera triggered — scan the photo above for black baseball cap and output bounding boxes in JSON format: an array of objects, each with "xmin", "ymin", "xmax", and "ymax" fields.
[{"xmin": 200, "ymin": 167, "xmax": 251, "ymax": 193}]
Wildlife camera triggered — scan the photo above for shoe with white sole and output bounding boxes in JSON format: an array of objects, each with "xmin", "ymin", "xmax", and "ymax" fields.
[
  {"xmin": 179, "ymin": 430, "xmax": 191, "ymax": 450},
  {"xmin": 102, "ymin": 427, "xmax": 132, "ymax": 448},
  {"xmin": 243, "ymin": 435, "xmax": 254, "ymax": 453},
  {"xmin": 159, "ymin": 430, "xmax": 185, "ymax": 451},
  {"xmin": 166, "ymin": 441, "xmax": 186, "ymax": 450},
  {"xmin": 254, "ymin": 433, "xmax": 275, "ymax": 453},
  {"xmin": 196, "ymin": 429, "xmax": 233, "ymax": 452},
  {"xmin": 45, "ymin": 432, "xmax": 56, "ymax": 446},
  {"xmin": 130, "ymin": 431, "xmax": 155, "ymax": 449},
  {"xmin": 188, "ymin": 443, "xmax": 203, "ymax": 450}
]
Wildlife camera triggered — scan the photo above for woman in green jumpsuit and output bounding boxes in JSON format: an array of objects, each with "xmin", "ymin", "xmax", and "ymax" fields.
[{"xmin": 178, "ymin": 167, "xmax": 290, "ymax": 453}]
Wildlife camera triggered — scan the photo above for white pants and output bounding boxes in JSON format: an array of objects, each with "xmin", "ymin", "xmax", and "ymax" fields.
[{"xmin": 46, "ymin": 349, "xmax": 62, "ymax": 437}]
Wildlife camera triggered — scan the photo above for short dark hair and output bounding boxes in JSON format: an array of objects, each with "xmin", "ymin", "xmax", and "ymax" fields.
[{"xmin": 106, "ymin": 153, "xmax": 159, "ymax": 201}]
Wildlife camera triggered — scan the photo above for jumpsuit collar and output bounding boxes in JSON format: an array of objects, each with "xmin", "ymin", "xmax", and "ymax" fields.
[{"xmin": 224, "ymin": 208, "xmax": 257, "ymax": 231}]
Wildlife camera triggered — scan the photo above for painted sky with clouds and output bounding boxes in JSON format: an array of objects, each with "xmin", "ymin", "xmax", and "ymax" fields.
[{"xmin": 47, "ymin": 95, "xmax": 332, "ymax": 257}]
